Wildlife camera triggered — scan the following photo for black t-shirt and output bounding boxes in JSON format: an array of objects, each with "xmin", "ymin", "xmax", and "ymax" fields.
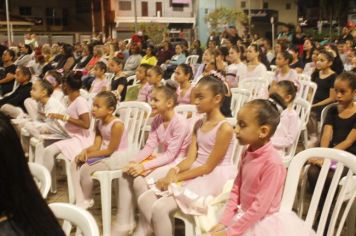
[
  {"xmin": 111, "ymin": 76, "xmax": 127, "ymax": 101},
  {"xmin": 290, "ymin": 60, "xmax": 304, "ymax": 70},
  {"xmin": 311, "ymin": 71, "xmax": 337, "ymax": 118},
  {"xmin": 324, "ymin": 106, "xmax": 356, "ymax": 154},
  {"xmin": 0, "ymin": 64, "xmax": 17, "ymax": 95}
]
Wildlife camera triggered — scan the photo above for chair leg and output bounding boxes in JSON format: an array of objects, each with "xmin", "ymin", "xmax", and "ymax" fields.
[
  {"xmin": 346, "ymin": 201, "xmax": 356, "ymax": 236},
  {"xmin": 98, "ymin": 174, "xmax": 112, "ymax": 236},
  {"xmin": 61, "ymin": 157, "xmax": 75, "ymax": 204},
  {"xmin": 50, "ymin": 166, "xmax": 57, "ymax": 194},
  {"xmin": 303, "ymin": 129, "xmax": 309, "ymax": 150}
]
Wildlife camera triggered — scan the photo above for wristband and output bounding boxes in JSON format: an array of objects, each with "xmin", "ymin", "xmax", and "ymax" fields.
[{"xmin": 63, "ymin": 114, "xmax": 70, "ymax": 122}]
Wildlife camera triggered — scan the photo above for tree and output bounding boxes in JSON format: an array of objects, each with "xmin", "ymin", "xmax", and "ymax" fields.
[
  {"xmin": 319, "ymin": 0, "xmax": 349, "ymax": 38},
  {"xmin": 204, "ymin": 7, "xmax": 247, "ymax": 33},
  {"xmin": 135, "ymin": 22, "xmax": 168, "ymax": 45}
]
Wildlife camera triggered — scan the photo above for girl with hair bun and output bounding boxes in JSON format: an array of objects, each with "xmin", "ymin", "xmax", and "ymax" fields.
[
  {"xmin": 131, "ymin": 75, "xmax": 236, "ymax": 236},
  {"xmin": 113, "ymin": 81, "xmax": 192, "ymax": 235}
]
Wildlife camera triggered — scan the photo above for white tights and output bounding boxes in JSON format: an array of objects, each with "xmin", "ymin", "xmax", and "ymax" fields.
[
  {"xmin": 136, "ymin": 190, "xmax": 178, "ymax": 236},
  {"xmin": 35, "ymin": 143, "xmax": 60, "ymax": 173},
  {"xmin": 71, "ymin": 161, "xmax": 108, "ymax": 203}
]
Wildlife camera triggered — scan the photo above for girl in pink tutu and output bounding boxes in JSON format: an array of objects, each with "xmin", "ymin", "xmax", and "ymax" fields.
[
  {"xmin": 36, "ymin": 72, "xmax": 93, "ymax": 174},
  {"xmin": 72, "ymin": 91, "xmax": 128, "ymax": 209},
  {"xmin": 209, "ymin": 99, "xmax": 314, "ymax": 236},
  {"xmin": 174, "ymin": 64, "xmax": 195, "ymax": 105},
  {"xmin": 132, "ymin": 75, "xmax": 236, "ymax": 236}
]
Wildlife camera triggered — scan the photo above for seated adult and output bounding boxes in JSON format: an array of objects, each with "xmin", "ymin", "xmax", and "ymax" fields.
[
  {"xmin": 123, "ymin": 44, "xmax": 142, "ymax": 76},
  {"xmin": 0, "ymin": 66, "xmax": 32, "ymax": 118},
  {"xmin": 161, "ymin": 44, "xmax": 186, "ymax": 79},
  {"xmin": 14, "ymin": 44, "xmax": 32, "ymax": 67},
  {"xmin": 0, "ymin": 49, "xmax": 17, "ymax": 96}
]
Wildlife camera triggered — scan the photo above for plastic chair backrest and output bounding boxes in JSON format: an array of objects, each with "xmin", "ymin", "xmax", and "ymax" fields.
[
  {"xmin": 116, "ymin": 101, "xmax": 152, "ymax": 152},
  {"xmin": 174, "ymin": 104, "xmax": 198, "ymax": 119},
  {"xmin": 185, "ymin": 55, "xmax": 199, "ymax": 65},
  {"xmin": 281, "ymin": 148, "xmax": 356, "ymax": 236},
  {"xmin": 28, "ymin": 162, "xmax": 51, "ymax": 198},
  {"xmin": 298, "ymin": 73, "xmax": 311, "ymax": 81},
  {"xmin": 126, "ymin": 75, "xmax": 137, "ymax": 85},
  {"xmin": 320, "ymin": 103, "xmax": 338, "ymax": 132},
  {"xmin": 49, "ymin": 202, "xmax": 100, "ymax": 236},
  {"xmin": 264, "ymin": 71, "xmax": 275, "ymax": 84},
  {"xmin": 239, "ymin": 77, "xmax": 269, "ymax": 99},
  {"xmin": 286, "ymin": 98, "xmax": 311, "ymax": 158},
  {"xmin": 297, "ymin": 80, "xmax": 317, "ymax": 103},
  {"xmin": 230, "ymin": 88, "xmax": 251, "ymax": 117}
]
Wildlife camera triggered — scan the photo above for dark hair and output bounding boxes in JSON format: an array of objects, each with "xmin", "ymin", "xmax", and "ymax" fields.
[
  {"xmin": 336, "ymin": 71, "xmax": 356, "ymax": 90},
  {"xmin": 111, "ymin": 57, "xmax": 124, "ymax": 67},
  {"xmin": 279, "ymin": 51, "xmax": 293, "ymax": 64},
  {"xmin": 146, "ymin": 45, "xmax": 156, "ymax": 55},
  {"xmin": 249, "ymin": 44, "xmax": 270, "ymax": 69},
  {"xmin": 46, "ymin": 70, "xmax": 62, "ymax": 85},
  {"xmin": 138, "ymin": 63, "xmax": 153, "ymax": 75},
  {"xmin": 154, "ymin": 80, "xmax": 178, "ymax": 105},
  {"xmin": 288, "ymin": 45, "xmax": 299, "ymax": 55},
  {"xmin": 63, "ymin": 71, "xmax": 82, "ymax": 90},
  {"xmin": 148, "ymin": 65, "xmax": 163, "ymax": 77},
  {"xmin": 230, "ymin": 45, "xmax": 243, "ymax": 54},
  {"xmin": 23, "ymin": 44, "xmax": 33, "ymax": 54},
  {"xmin": 197, "ymin": 75, "xmax": 226, "ymax": 103},
  {"xmin": 95, "ymin": 91, "xmax": 117, "ymax": 109},
  {"xmin": 318, "ymin": 49, "xmax": 335, "ymax": 63},
  {"xmin": 37, "ymin": 79, "xmax": 54, "ymax": 96},
  {"xmin": 4, "ymin": 49, "xmax": 15, "ymax": 60},
  {"xmin": 0, "ymin": 112, "xmax": 65, "ymax": 235},
  {"xmin": 18, "ymin": 66, "xmax": 32, "ymax": 80},
  {"xmin": 274, "ymin": 80, "xmax": 298, "ymax": 103},
  {"xmin": 245, "ymin": 99, "xmax": 281, "ymax": 136},
  {"xmin": 95, "ymin": 61, "xmax": 107, "ymax": 72},
  {"xmin": 177, "ymin": 63, "xmax": 193, "ymax": 81},
  {"xmin": 62, "ymin": 44, "xmax": 74, "ymax": 58},
  {"xmin": 276, "ymin": 39, "xmax": 289, "ymax": 51}
]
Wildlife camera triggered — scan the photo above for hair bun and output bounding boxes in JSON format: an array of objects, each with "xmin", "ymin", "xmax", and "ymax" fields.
[{"xmin": 164, "ymin": 79, "xmax": 178, "ymax": 92}]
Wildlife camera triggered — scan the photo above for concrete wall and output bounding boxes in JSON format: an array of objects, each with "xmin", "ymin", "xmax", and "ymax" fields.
[{"xmin": 113, "ymin": 0, "xmax": 194, "ymax": 17}]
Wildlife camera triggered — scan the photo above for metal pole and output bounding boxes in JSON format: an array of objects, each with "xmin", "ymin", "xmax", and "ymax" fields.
[
  {"xmin": 100, "ymin": 0, "xmax": 105, "ymax": 41},
  {"xmin": 271, "ymin": 17, "xmax": 275, "ymax": 54},
  {"xmin": 91, "ymin": 0, "xmax": 95, "ymax": 38},
  {"xmin": 248, "ymin": 0, "xmax": 251, "ymax": 35},
  {"xmin": 5, "ymin": 0, "xmax": 11, "ymax": 46},
  {"xmin": 134, "ymin": 0, "xmax": 138, "ymax": 33}
]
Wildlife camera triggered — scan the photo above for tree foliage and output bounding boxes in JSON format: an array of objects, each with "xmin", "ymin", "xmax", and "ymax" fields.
[
  {"xmin": 133, "ymin": 22, "xmax": 169, "ymax": 45},
  {"xmin": 204, "ymin": 7, "xmax": 247, "ymax": 33}
]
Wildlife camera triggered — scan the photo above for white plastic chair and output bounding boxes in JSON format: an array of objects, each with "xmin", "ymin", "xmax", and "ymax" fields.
[
  {"xmin": 270, "ymin": 65, "xmax": 277, "ymax": 72},
  {"xmin": 239, "ymin": 77, "xmax": 269, "ymax": 99},
  {"xmin": 174, "ymin": 104, "xmax": 198, "ymax": 119},
  {"xmin": 185, "ymin": 55, "xmax": 199, "ymax": 65},
  {"xmin": 29, "ymin": 162, "xmax": 51, "ymax": 198},
  {"xmin": 297, "ymin": 80, "xmax": 317, "ymax": 149},
  {"xmin": 263, "ymin": 71, "xmax": 275, "ymax": 84},
  {"xmin": 283, "ymin": 98, "xmax": 312, "ymax": 167},
  {"xmin": 173, "ymin": 139, "xmax": 243, "ymax": 236},
  {"xmin": 339, "ymin": 175, "xmax": 356, "ymax": 236},
  {"xmin": 126, "ymin": 75, "xmax": 137, "ymax": 85},
  {"xmin": 298, "ymin": 73, "xmax": 311, "ymax": 81},
  {"xmin": 319, "ymin": 103, "xmax": 337, "ymax": 133},
  {"xmin": 230, "ymin": 88, "xmax": 251, "ymax": 117},
  {"xmin": 49, "ymin": 202, "xmax": 100, "ymax": 236},
  {"xmin": 92, "ymin": 101, "xmax": 151, "ymax": 236},
  {"xmin": 281, "ymin": 148, "xmax": 356, "ymax": 236}
]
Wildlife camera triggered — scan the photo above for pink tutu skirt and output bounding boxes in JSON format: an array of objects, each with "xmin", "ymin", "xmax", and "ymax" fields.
[
  {"xmin": 243, "ymin": 210, "xmax": 316, "ymax": 236},
  {"xmin": 55, "ymin": 133, "xmax": 94, "ymax": 161}
]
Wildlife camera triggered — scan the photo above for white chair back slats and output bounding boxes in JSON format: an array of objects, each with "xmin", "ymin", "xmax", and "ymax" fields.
[
  {"xmin": 126, "ymin": 75, "xmax": 137, "ymax": 85},
  {"xmin": 49, "ymin": 202, "xmax": 100, "ymax": 236},
  {"xmin": 230, "ymin": 88, "xmax": 251, "ymax": 117},
  {"xmin": 239, "ymin": 78, "xmax": 269, "ymax": 100},
  {"xmin": 297, "ymin": 80, "xmax": 317, "ymax": 103},
  {"xmin": 174, "ymin": 104, "xmax": 198, "ymax": 119},
  {"xmin": 283, "ymin": 98, "xmax": 311, "ymax": 167},
  {"xmin": 281, "ymin": 148, "xmax": 356, "ymax": 236},
  {"xmin": 185, "ymin": 55, "xmax": 199, "ymax": 66},
  {"xmin": 116, "ymin": 101, "xmax": 152, "ymax": 152}
]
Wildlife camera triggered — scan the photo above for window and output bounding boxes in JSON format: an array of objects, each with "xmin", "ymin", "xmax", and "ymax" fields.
[
  {"xmin": 76, "ymin": 0, "xmax": 90, "ymax": 13},
  {"xmin": 119, "ymin": 1, "xmax": 131, "ymax": 11},
  {"xmin": 19, "ymin": 6, "xmax": 32, "ymax": 16},
  {"xmin": 141, "ymin": 2, "xmax": 148, "ymax": 16},
  {"xmin": 172, "ymin": 5, "xmax": 184, "ymax": 11},
  {"xmin": 286, "ymin": 3, "xmax": 291, "ymax": 10},
  {"xmin": 46, "ymin": 8, "xmax": 55, "ymax": 17},
  {"xmin": 263, "ymin": 2, "xmax": 268, "ymax": 9},
  {"xmin": 241, "ymin": 1, "xmax": 246, "ymax": 8}
]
